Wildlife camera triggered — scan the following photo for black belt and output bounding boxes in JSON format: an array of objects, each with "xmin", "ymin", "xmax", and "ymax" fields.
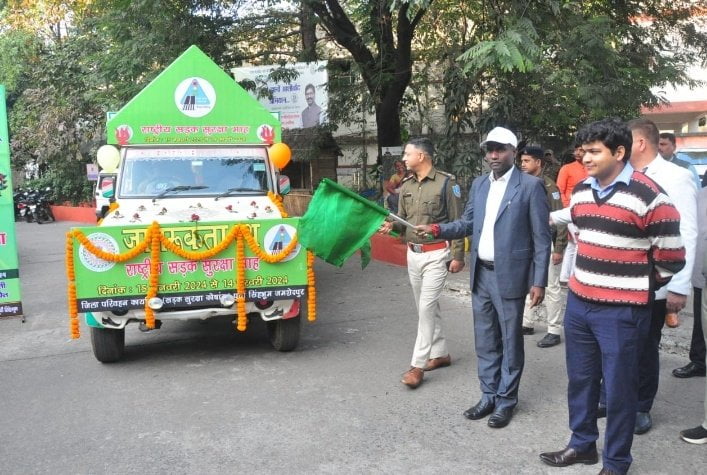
[{"xmin": 478, "ymin": 259, "xmax": 494, "ymax": 270}]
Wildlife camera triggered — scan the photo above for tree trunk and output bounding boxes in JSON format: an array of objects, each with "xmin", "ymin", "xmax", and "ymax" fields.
[
  {"xmin": 376, "ymin": 99, "xmax": 403, "ymax": 187},
  {"xmin": 299, "ymin": 3, "xmax": 318, "ymax": 62}
]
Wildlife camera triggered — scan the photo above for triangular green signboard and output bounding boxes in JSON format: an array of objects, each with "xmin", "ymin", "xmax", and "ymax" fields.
[{"xmin": 106, "ymin": 45, "xmax": 280, "ymax": 146}]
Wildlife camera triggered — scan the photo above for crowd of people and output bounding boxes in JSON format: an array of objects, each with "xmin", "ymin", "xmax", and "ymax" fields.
[{"xmin": 379, "ymin": 118, "xmax": 706, "ymax": 475}]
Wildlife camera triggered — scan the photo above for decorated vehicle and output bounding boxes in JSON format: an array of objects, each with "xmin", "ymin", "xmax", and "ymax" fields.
[{"xmin": 66, "ymin": 46, "xmax": 315, "ymax": 362}]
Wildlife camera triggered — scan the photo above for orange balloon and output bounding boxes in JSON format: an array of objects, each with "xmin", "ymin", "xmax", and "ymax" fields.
[{"xmin": 269, "ymin": 143, "xmax": 292, "ymax": 169}]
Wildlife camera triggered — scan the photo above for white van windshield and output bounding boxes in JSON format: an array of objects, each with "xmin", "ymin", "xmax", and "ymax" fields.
[{"xmin": 119, "ymin": 147, "xmax": 270, "ymax": 198}]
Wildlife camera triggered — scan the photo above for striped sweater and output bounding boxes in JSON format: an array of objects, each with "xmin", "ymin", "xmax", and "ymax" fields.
[{"xmin": 569, "ymin": 171, "xmax": 685, "ymax": 305}]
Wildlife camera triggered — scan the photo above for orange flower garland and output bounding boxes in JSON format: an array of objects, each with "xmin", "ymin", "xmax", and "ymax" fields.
[
  {"xmin": 72, "ymin": 227, "xmax": 151, "ymax": 262},
  {"xmin": 66, "ymin": 219, "xmax": 316, "ymax": 337},
  {"xmin": 97, "ymin": 201, "xmax": 120, "ymax": 225},
  {"xmin": 159, "ymin": 225, "xmax": 238, "ymax": 260},
  {"xmin": 66, "ymin": 232, "xmax": 80, "ymax": 338},
  {"xmin": 306, "ymin": 250, "xmax": 316, "ymax": 322},
  {"xmin": 143, "ymin": 222, "xmax": 161, "ymax": 329},
  {"xmin": 235, "ymin": 227, "xmax": 247, "ymax": 330},
  {"xmin": 267, "ymin": 191, "xmax": 288, "ymax": 217}
]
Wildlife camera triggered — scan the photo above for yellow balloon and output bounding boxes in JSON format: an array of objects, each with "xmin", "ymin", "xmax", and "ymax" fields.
[
  {"xmin": 269, "ymin": 143, "xmax": 292, "ymax": 169},
  {"xmin": 96, "ymin": 145, "xmax": 121, "ymax": 172}
]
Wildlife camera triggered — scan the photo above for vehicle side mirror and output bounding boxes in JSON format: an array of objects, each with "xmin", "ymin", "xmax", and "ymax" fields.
[{"xmin": 278, "ymin": 175, "xmax": 291, "ymax": 195}]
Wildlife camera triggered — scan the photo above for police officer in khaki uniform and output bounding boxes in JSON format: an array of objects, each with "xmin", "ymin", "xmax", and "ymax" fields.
[
  {"xmin": 519, "ymin": 146, "xmax": 567, "ymax": 348},
  {"xmin": 379, "ymin": 138, "xmax": 466, "ymax": 389}
]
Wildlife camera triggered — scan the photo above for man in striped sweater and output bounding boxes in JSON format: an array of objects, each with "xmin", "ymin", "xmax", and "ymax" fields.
[{"xmin": 539, "ymin": 118, "xmax": 686, "ymax": 475}]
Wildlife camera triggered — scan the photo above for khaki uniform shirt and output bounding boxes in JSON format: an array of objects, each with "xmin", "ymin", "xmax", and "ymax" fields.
[
  {"xmin": 395, "ymin": 167, "xmax": 465, "ymax": 261},
  {"xmin": 543, "ymin": 174, "xmax": 567, "ymax": 255}
]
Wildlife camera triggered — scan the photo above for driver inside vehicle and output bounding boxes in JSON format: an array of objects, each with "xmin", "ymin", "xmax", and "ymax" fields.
[
  {"xmin": 137, "ymin": 164, "xmax": 184, "ymax": 195},
  {"xmin": 218, "ymin": 161, "xmax": 263, "ymax": 192}
]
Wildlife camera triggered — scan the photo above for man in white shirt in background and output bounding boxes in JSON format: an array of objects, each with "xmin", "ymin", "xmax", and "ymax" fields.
[{"xmin": 619, "ymin": 119, "xmax": 698, "ymax": 435}]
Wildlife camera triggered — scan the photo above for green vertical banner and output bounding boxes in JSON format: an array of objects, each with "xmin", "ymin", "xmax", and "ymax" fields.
[{"xmin": 0, "ymin": 85, "xmax": 23, "ymax": 319}]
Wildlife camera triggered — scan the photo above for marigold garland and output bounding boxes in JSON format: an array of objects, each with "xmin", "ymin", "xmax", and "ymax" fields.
[
  {"xmin": 97, "ymin": 201, "xmax": 120, "ymax": 225},
  {"xmin": 72, "ymin": 227, "xmax": 151, "ymax": 262},
  {"xmin": 66, "ymin": 232, "xmax": 80, "ymax": 338},
  {"xmin": 306, "ymin": 250, "xmax": 316, "ymax": 322},
  {"xmin": 235, "ymin": 227, "xmax": 248, "ymax": 331},
  {"xmin": 66, "ymin": 219, "xmax": 315, "ymax": 337},
  {"xmin": 143, "ymin": 222, "xmax": 161, "ymax": 329},
  {"xmin": 267, "ymin": 191, "xmax": 288, "ymax": 217}
]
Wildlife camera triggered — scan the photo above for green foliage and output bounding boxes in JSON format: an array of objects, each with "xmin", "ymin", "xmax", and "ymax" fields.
[
  {"xmin": 458, "ymin": 17, "xmax": 540, "ymax": 73},
  {"xmin": 2, "ymin": 0, "xmax": 234, "ymax": 203}
]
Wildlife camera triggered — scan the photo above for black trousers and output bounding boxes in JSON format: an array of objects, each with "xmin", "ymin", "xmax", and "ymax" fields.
[{"xmin": 689, "ymin": 287, "xmax": 706, "ymax": 370}]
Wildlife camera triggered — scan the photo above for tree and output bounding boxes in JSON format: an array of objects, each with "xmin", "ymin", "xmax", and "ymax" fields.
[
  {"xmin": 455, "ymin": 1, "xmax": 707, "ymax": 151},
  {"xmin": 305, "ymin": 0, "xmax": 432, "ymax": 156},
  {"xmin": 2, "ymin": 0, "xmax": 237, "ymax": 202}
]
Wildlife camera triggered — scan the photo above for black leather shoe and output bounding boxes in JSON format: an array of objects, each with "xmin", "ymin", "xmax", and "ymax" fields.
[
  {"xmin": 522, "ymin": 326, "xmax": 535, "ymax": 335},
  {"xmin": 463, "ymin": 400, "xmax": 495, "ymax": 420},
  {"xmin": 634, "ymin": 411, "xmax": 652, "ymax": 435},
  {"xmin": 537, "ymin": 333, "xmax": 561, "ymax": 348},
  {"xmin": 539, "ymin": 447, "xmax": 599, "ymax": 467},
  {"xmin": 672, "ymin": 362, "xmax": 706, "ymax": 378},
  {"xmin": 487, "ymin": 407, "xmax": 513, "ymax": 428},
  {"xmin": 597, "ymin": 404, "xmax": 607, "ymax": 419},
  {"xmin": 598, "ymin": 468, "xmax": 622, "ymax": 474}
]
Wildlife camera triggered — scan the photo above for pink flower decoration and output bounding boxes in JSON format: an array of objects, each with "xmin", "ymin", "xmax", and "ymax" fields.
[{"xmin": 191, "ymin": 213, "xmax": 200, "ymax": 222}]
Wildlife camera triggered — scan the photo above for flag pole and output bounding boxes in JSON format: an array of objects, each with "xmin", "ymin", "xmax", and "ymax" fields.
[{"xmin": 386, "ymin": 212, "xmax": 416, "ymax": 230}]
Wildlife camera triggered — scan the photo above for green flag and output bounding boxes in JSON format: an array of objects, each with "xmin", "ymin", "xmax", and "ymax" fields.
[{"xmin": 298, "ymin": 179, "xmax": 389, "ymax": 268}]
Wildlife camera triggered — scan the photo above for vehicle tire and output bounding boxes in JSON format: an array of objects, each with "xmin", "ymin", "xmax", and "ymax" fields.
[
  {"xmin": 266, "ymin": 315, "xmax": 301, "ymax": 352},
  {"xmin": 35, "ymin": 208, "xmax": 44, "ymax": 224},
  {"xmin": 90, "ymin": 327, "xmax": 125, "ymax": 363}
]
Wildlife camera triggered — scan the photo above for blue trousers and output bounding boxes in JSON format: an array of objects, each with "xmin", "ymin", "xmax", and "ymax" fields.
[
  {"xmin": 471, "ymin": 265, "xmax": 525, "ymax": 410},
  {"xmin": 565, "ymin": 292, "xmax": 650, "ymax": 474}
]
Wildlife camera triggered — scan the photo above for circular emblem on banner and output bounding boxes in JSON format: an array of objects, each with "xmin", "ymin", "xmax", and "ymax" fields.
[
  {"xmin": 263, "ymin": 224, "xmax": 300, "ymax": 262},
  {"xmin": 174, "ymin": 77, "xmax": 216, "ymax": 118},
  {"xmin": 78, "ymin": 233, "xmax": 119, "ymax": 272}
]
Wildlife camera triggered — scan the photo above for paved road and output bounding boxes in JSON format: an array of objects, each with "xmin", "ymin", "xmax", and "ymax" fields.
[{"xmin": 0, "ymin": 221, "xmax": 704, "ymax": 474}]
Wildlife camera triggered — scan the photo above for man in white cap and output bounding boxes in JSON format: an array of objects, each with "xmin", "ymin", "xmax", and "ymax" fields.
[{"xmin": 416, "ymin": 126, "xmax": 551, "ymax": 428}]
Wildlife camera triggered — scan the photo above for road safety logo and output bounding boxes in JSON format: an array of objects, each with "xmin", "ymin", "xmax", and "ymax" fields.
[
  {"xmin": 263, "ymin": 224, "xmax": 300, "ymax": 262},
  {"xmin": 174, "ymin": 77, "xmax": 216, "ymax": 118}
]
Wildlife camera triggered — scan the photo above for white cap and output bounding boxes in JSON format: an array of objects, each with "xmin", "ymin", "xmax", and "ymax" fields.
[{"xmin": 481, "ymin": 127, "xmax": 518, "ymax": 148}]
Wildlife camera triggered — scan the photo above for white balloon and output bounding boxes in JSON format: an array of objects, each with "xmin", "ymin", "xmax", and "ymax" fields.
[{"xmin": 96, "ymin": 145, "xmax": 121, "ymax": 172}]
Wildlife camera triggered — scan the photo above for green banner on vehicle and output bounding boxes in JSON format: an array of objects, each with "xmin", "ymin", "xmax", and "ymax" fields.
[
  {"xmin": 0, "ymin": 85, "xmax": 23, "ymax": 319},
  {"xmin": 71, "ymin": 218, "xmax": 306, "ymax": 312},
  {"xmin": 106, "ymin": 45, "xmax": 281, "ymax": 146}
]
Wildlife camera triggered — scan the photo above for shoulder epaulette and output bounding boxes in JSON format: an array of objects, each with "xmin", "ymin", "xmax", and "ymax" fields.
[{"xmin": 437, "ymin": 170, "xmax": 456, "ymax": 180}]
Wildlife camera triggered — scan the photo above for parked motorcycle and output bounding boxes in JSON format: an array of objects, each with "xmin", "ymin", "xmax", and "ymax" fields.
[
  {"xmin": 14, "ymin": 190, "xmax": 32, "ymax": 222},
  {"xmin": 32, "ymin": 187, "xmax": 55, "ymax": 224}
]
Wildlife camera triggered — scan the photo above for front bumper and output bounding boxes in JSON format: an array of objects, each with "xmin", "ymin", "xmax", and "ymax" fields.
[{"xmin": 85, "ymin": 298, "xmax": 299, "ymax": 329}]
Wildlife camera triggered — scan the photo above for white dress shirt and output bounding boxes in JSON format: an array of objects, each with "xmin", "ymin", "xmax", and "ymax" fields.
[
  {"xmin": 643, "ymin": 155, "xmax": 697, "ymax": 299},
  {"xmin": 478, "ymin": 166, "xmax": 514, "ymax": 261}
]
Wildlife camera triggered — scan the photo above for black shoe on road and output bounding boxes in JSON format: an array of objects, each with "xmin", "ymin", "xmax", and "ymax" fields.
[
  {"xmin": 537, "ymin": 333, "xmax": 561, "ymax": 348},
  {"xmin": 672, "ymin": 362, "xmax": 706, "ymax": 378}
]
